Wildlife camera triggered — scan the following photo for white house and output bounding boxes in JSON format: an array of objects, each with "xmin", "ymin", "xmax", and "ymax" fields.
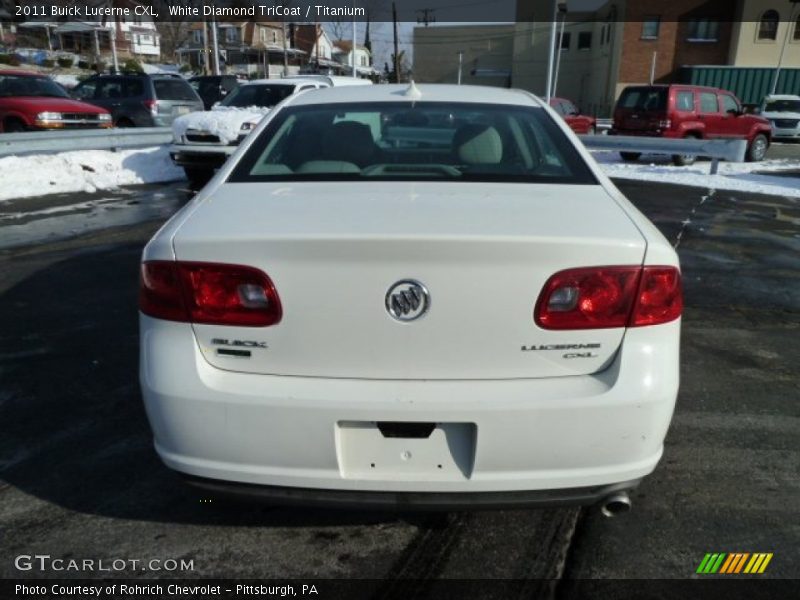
[{"xmin": 332, "ymin": 40, "xmax": 376, "ymax": 77}]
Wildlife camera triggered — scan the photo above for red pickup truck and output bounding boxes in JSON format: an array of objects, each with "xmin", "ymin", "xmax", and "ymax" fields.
[
  {"xmin": 610, "ymin": 84, "xmax": 772, "ymax": 165},
  {"xmin": 0, "ymin": 70, "xmax": 111, "ymax": 132}
]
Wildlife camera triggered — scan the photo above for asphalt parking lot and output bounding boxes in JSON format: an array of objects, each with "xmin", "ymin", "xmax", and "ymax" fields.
[{"xmin": 0, "ymin": 171, "xmax": 798, "ymax": 592}]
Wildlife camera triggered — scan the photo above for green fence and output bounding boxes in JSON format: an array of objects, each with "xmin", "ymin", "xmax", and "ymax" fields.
[{"xmin": 678, "ymin": 66, "xmax": 800, "ymax": 104}]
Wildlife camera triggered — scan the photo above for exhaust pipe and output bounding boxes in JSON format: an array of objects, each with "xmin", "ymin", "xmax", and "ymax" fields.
[{"xmin": 600, "ymin": 491, "xmax": 632, "ymax": 517}]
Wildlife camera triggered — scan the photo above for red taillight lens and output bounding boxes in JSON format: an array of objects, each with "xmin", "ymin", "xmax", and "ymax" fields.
[
  {"xmin": 535, "ymin": 266, "xmax": 681, "ymax": 330},
  {"xmin": 143, "ymin": 99, "xmax": 158, "ymax": 117},
  {"xmin": 631, "ymin": 267, "xmax": 682, "ymax": 326},
  {"xmin": 139, "ymin": 261, "xmax": 188, "ymax": 322},
  {"xmin": 140, "ymin": 261, "xmax": 282, "ymax": 327}
]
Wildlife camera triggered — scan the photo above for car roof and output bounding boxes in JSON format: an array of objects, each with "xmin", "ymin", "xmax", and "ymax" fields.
[
  {"xmin": 287, "ymin": 83, "xmax": 542, "ymax": 107},
  {"xmin": 243, "ymin": 78, "xmax": 324, "ymax": 86},
  {"xmin": 0, "ymin": 70, "xmax": 46, "ymax": 77}
]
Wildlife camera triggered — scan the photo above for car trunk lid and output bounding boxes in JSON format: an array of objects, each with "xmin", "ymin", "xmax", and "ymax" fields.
[{"xmin": 172, "ymin": 182, "xmax": 647, "ymax": 380}]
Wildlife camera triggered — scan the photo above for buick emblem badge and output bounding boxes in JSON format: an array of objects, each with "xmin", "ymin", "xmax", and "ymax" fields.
[{"xmin": 385, "ymin": 280, "xmax": 430, "ymax": 322}]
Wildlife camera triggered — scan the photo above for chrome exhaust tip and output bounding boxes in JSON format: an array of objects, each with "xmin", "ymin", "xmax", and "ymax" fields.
[{"xmin": 600, "ymin": 491, "xmax": 632, "ymax": 517}]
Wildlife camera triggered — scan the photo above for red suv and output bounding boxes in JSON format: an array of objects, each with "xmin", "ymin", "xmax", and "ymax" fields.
[
  {"xmin": 0, "ymin": 70, "xmax": 111, "ymax": 132},
  {"xmin": 611, "ymin": 85, "xmax": 772, "ymax": 165}
]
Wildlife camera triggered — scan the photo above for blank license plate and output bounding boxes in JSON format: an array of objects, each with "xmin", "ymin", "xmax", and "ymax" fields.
[{"xmin": 337, "ymin": 421, "xmax": 476, "ymax": 481}]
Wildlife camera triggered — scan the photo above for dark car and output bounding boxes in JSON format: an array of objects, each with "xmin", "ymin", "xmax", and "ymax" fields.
[
  {"xmin": 0, "ymin": 70, "xmax": 112, "ymax": 132},
  {"xmin": 71, "ymin": 73, "xmax": 203, "ymax": 127},
  {"xmin": 189, "ymin": 75, "xmax": 240, "ymax": 110},
  {"xmin": 610, "ymin": 84, "xmax": 772, "ymax": 165},
  {"xmin": 549, "ymin": 97, "xmax": 595, "ymax": 134}
]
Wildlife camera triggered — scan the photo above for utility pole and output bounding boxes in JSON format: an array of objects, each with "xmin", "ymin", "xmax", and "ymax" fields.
[
  {"xmin": 770, "ymin": 1, "xmax": 800, "ymax": 95},
  {"xmin": 392, "ymin": 1, "xmax": 400, "ymax": 83},
  {"xmin": 545, "ymin": 0, "xmax": 559, "ymax": 103},
  {"xmin": 352, "ymin": 0, "xmax": 357, "ymax": 78},
  {"xmin": 210, "ymin": 14, "xmax": 220, "ymax": 75},
  {"xmin": 457, "ymin": 50, "xmax": 463, "ymax": 85},
  {"xmin": 201, "ymin": 19, "xmax": 209, "ymax": 75},
  {"xmin": 416, "ymin": 8, "xmax": 436, "ymax": 26},
  {"xmin": 282, "ymin": 19, "xmax": 289, "ymax": 76},
  {"xmin": 552, "ymin": 6, "xmax": 567, "ymax": 97},
  {"xmin": 649, "ymin": 51, "xmax": 657, "ymax": 85},
  {"xmin": 315, "ymin": 20, "xmax": 320, "ymax": 71},
  {"xmin": 110, "ymin": 26, "xmax": 119, "ymax": 74}
]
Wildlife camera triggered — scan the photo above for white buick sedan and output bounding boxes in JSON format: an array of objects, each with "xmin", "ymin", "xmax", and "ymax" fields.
[{"xmin": 139, "ymin": 84, "xmax": 681, "ymax": 511}]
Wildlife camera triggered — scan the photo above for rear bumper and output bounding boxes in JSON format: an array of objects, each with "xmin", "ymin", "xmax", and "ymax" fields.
[
  {"xmin": 140, "ymin": 317, "xmax": 680, "ymax": 501},
  {"xmin": 184, "ymin": 474, "xmax": 642, "ymax": 510}
]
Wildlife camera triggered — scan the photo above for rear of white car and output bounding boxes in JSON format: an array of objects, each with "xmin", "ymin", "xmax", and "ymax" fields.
[{"xmin": 140, "ymin": 85, "xmax": 681, "ymax": 508}]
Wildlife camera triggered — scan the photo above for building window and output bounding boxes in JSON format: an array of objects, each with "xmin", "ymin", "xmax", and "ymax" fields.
[
  {"xmin": 758, "ymin": 10, "xmax": 779, "ymax": 41},
  {"xmin": 578, "ymin": 31, "xmax": 592, "ymax": 50},
  {"xmin": 225, "ymin": 28, "xmax": 238, "ymax": 43},
  {"xmin": 273, "ymin": 31, "xmax": 278, "ymax": 44},
  {"xmin": 687, "ymin": 19, "xmax": 719, "ymax": 42},
  {"xmin": 642, "ymin": 17, "xmax": 660, "ymax": 40},
  {"xmin": 560, "ymin": 31, "xmax": 571, "ymax": 50}
]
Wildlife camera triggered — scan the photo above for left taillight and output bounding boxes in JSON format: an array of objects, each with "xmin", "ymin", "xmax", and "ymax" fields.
[
  {"xmin": 143, "ymin": 99, "xmax": 158, "ymax": 117},
  {"xmin": 534, "ymin": 265, "xmax": 681, "ymax": 330},
  {"xmin": 139, "ymin": 261, "xmax": 282, "ymax": 327}
]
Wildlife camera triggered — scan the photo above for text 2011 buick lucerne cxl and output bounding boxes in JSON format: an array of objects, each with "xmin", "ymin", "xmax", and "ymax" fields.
[{"xmin": 139, "ymin": 84, "xmax": 682, "ymax": 512}]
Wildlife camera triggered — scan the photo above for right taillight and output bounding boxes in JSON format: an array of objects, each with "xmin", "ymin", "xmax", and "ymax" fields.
[
  {"xmin": 139, "ymin": 261, "xmax": 282, "ymax": 327},
  {"xmin": 535, "ymin": 265, "xmax": 681, "ymax": 330},
  {"xmin": 630, "ymin": 266, "xmax": 682, "ymax": 327}
]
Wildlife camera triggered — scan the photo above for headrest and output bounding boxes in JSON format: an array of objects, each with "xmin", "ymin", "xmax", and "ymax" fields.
[{"xmin": 453, "ymin": 124, "xmax": 502, "ymax": 164}]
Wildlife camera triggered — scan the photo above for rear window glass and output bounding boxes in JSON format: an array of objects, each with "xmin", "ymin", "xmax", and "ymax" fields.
[
  {"xmin": 618, "ymin": 88, "xmax": 667, "ymax": 111},
  {"xmin": 221, "ymin": 84, "xmax": 296, "ymax": 108},
  {"xmin": 229, "ymin": 102, "xmax": 597, "ymax": 185},
  {"xmin": 153, "ymin": 79, "xmax": 198, "ymax": 101}
]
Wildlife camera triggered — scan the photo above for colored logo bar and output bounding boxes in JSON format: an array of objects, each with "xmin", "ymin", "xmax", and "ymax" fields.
[{"xmin": 696, "ymin": 553, "xmax": 773, "ymax": 574}]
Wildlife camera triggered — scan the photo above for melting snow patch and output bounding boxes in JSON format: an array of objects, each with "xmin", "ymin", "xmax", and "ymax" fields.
[
  {"xmin": 593, "ymin": 151, "xmax": 800, "ymax": 198},
  {"xmin": 0, "ymin": 146, "xmax": 183, "ymax": 202}
]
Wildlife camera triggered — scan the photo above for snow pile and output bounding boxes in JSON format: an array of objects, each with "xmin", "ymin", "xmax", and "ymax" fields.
[
  {"xmin": 0, "ymin": 147, "xmax": 183, "ymax": 202},
  {"xmin": 172, "ymin": 106, "xmax": 270, "ymax": 144},
  {"xmin": 593, "ymin": 152, "xmax": 800, "ymax": 198},
  {"xmin": 142, "ymin": 63, "xmax": 183, "ymax": 76}
]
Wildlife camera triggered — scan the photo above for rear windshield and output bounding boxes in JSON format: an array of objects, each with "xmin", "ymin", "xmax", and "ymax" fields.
[
  {"xmin": 221, "ymin": 84, "xmax": 296, "ymax": 108},
  {"xmin": 153, "ymin": 79, "xmax": 198, "ymax": 101},
  {"xmin": 764, "ymin": 99, "xmax": 800, "ymax": 113},
  {"xmin": 617, "ymin": 88, "xmax": 668, "ymax": 112},
  {"xmin": 229, "ymin": 102, "xmax": 597, "ymax": 184}
]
